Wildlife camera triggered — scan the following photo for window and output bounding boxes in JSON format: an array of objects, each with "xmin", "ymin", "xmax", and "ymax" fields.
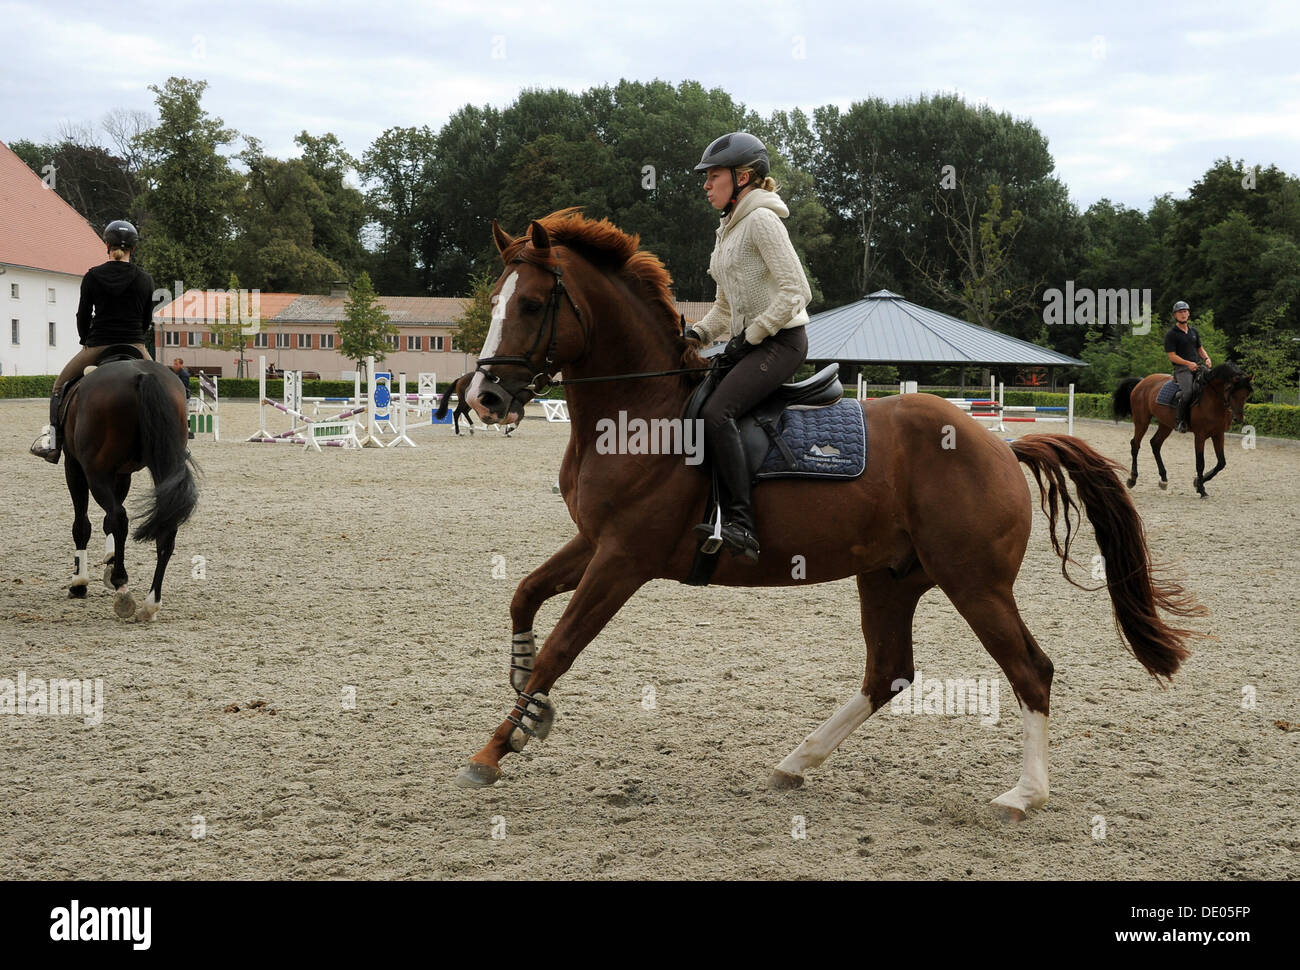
[
  {"xmin": 406, "ymin": 335, "xmax": 421, "ymax": 351},
  {"xmin": 9, "ymin": 283, "xmax": 18, "ymax": 299},
  {"xmin": 187, "ymin": 331, "xmax": 201, "ymax": 347},
  {"xmin": 297, "ymin": 333, "xmax": 311, "ymax": 349},
  {"xmin": 164, "ymin": 330, "xmax": 180, "ymax": 347},
  {"xmin": 209, "ymin": 331, "xmax": 223, "ymax": 346},
  {"xmin": 450, "ymin": 337, "xmax": 461, "ymax": 351},
  {"xmin": 253, "ymin": 333, "xmax": 268, "ymax": 348},
  {"xmin": 320, "ymin": 333, "xmax": 334, "ymax": 350},
  {"xmin": 385, "ymin": 334, "xmax": 399, "ymax": 350},
  {"xmin": 48, "ymin": 322, "xmax": 56, "ymax": 346},
  {"xmin": 432, "ymin": 336, "xmax": 444, "ymax": 351},
  {"xmin": 10, "ymin": 319, "xmax": 18, "ymax": 344},
  {"xmin": 48, "ymin": 288, "xmax": 56, "ymax": 303},
  {"xmin": 275, "ymin": 332, "xmax": 290, "ymax": 349}
]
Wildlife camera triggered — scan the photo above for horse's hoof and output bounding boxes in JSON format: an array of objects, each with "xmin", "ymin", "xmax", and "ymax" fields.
[
  {"xmin": 68, "ymin": 585, "xmax": 87, "ymax": 599},
  {"xmin": 1158, "ymin": 480, "xmax": 1167, "ymax": 490},
  {"xmin": 132, "ymin": 593, "xmax": 160, "ymax": 623},
  {"xmin": 1125, "ymin": 478, "xmax": 1136, "ymax": 489},
  {"xmin": 989, "ymin": 801, "xmax": 1028, "ymax": 823},
  {"xmin": 767, "ymin": 769, "xmax": 805, "ymax": 790},
  {"xmin": 454, "ymin": 761, "xmax": 502, "ymax": 788},
  {"xmin": 113, "ymin": 589, "xmax": 136, "ymax": 619}
]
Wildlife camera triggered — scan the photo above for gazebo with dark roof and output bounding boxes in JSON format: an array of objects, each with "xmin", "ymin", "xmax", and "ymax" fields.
[{"xmin": 805, "ymin": 290, "xmax": 1084, "ymax": 372}]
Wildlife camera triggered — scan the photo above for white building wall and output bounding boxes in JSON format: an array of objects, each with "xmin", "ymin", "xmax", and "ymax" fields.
[{"xmin": 1, "ymin": 265, "xmax": 83, "ymax": 376}]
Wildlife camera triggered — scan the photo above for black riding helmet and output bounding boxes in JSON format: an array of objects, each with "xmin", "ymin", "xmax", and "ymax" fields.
[
  {"xmin": 103, "ymin": 220, "xmax": 138, "ymax": 250},
  {"xmin": 695, "ymin": 132, "xmax": 770, "ymax": 215}
]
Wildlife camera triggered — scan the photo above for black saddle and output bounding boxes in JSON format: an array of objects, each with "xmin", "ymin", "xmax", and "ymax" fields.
[{"xmin": 684, "ymin": 363, "xmax": 843, "ymax": 476}]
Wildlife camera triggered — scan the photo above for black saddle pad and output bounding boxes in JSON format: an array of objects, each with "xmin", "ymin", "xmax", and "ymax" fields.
[
  {"xmin": 751, "ymin": 399, "xmax": 867, "ymax": 479},
  {"xmin": 1157, "ymin": 379, "xmax": 1179, "ymax": 406}
]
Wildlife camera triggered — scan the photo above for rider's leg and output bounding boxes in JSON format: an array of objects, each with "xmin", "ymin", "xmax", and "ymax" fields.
[
  {"xmin": 1173, "ymin": 366, "xmax": 1194, "ymax": 433},
  {"xmin": 32, "ymin": 346, "xmax": 100, "ymax": 462},
  {"xmin": 696, "ymin": 327, "xmax": 808, "ymax": 560}
]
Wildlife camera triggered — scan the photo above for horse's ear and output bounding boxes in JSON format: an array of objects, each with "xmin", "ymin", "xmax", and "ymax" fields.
[
  {"xmin": 492, "ymin": 220, "xmax": 512, "ymax": 258},
  {"xmin": 530, "ymin": 220, "xmax": 551, "ymax": 252}
]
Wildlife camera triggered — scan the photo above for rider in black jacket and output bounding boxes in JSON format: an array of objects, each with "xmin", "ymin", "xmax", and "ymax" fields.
[{"xmin": 31, "ymin": 220, "xmax": 156, "ymax": 463}]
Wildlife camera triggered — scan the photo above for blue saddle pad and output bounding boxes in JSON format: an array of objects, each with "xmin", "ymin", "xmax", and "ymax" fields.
[
  {"xmin": 1156, "ymin": 379, "xmax": 1179, "ymax": 406},
  {"xmin": 755, "ymin": 399, "xmax": 866, "ymax": 480}
]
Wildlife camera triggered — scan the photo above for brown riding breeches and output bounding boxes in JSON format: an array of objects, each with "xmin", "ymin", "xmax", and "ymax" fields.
[{"xmin": 54, "ymin": 344, "xmax": 151, "ymax": 394}]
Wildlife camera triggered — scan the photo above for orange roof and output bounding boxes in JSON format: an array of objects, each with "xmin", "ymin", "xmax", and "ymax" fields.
[
  {"xmin": 0, "ymin": 139, "xmax": 107, "ymax": 276},
  {"xmin": 153, "ymin": 289, "xmax": 303, "ymax": 323}
]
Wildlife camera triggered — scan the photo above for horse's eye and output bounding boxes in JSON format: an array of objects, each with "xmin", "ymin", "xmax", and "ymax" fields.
[{"xmin": 521, "ymin": 300, "xmax": 543, "ymax": 313}]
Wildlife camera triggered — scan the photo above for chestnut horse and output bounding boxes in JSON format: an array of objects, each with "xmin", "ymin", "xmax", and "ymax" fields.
[
  {"xmin": 456, "ymin": 209, "xmax": 1203, "ymax": 820},
  {"xmin": 63, "ymin": 357, "xmax": 198, "ymax": 621},
  {"xmin": 435, "ymin": 371, "xmax": 521, "ymax": 435},
  {"xmin": 1113, "ymin": 364, "xmax": 1253, "ymax": 497}
]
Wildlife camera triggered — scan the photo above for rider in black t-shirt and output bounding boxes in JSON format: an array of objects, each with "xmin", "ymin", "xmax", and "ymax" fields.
[
  {"xmin": 1163, "ymin": 300, "xmax": 1212, "ymax": 432},
  {"xmin": 31, "ymin": 220, "xmax": 156, "ymax": 463}
]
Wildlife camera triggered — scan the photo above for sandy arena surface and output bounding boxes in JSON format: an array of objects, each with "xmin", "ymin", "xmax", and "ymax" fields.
[{"xmin": 1, "ymin": 396, "xmax": 1297, "ymax": 880}]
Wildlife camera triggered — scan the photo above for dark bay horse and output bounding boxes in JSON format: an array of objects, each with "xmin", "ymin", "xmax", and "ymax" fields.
[
  {"xmin": 1113, "ymin": 364, "xmax": 1253, "ymax": 497},
  {"xmin": 456, "ymin": 209, "xmax": 1204, "ymax": 820},
  {"xmin": 63, "ymin": 357, "xmax": 198, "ymax": 621}
]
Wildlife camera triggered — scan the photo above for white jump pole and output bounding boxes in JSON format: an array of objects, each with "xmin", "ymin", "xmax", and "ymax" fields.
[
  {"xmin": 1068, "ymin": 383, "xmax": 1075, "ymax": 436},
  {"xmin": 387, "ymin": 371, "xmax": 415, "ymax": 448},
  {"xmin": 248, "ymin": 354, "xmax": 272, "ymax": 441},
  {"xmin": 359, "ymin": 355, "xmax": 383, "ymax": 448}
]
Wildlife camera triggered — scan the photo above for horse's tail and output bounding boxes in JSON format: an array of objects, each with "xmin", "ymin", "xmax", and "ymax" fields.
[
  {"xmin": 436, "ymin": 374, "xmax": 465, "ymax": 419},
  {"xmin": 1011, "ymin": 434, "xmax": 1205, "ymax": 681},
  {"xmin": 132, "ymin": 371, "xmax": 199, "ymax": 542},
  {"xmin": 1112, "ymin": 377, "xmax": 1140, "ymax": 420}
]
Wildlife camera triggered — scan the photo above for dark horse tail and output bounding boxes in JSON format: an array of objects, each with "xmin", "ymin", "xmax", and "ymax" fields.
[
  {"xmin": 132, "ymin": 371, "xmax": 199, "ymax": 542},
  {"xmin": 436, "ymin": 373, "xmax": 470, "ymax": 420},
  {"xmin": 1011, "ymin": 435, "xmax": 1205, "ymax": 680},
  {"xmin": 1112, "ymin": 377, "xmax": 1140, "ymax": 420}
]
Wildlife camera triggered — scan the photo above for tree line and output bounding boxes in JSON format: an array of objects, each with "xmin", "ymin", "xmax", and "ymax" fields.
[{"xmin": 10, "ymin": 76, "xmax": 1299, "ymax": 395}]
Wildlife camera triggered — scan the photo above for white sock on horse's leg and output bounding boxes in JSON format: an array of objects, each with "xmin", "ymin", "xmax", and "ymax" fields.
[
  {"xmin": 774, "ymin": 691, "xmax": 874, "ymax": 778},
  {"xmin": 991, "ymin": 709, "xmax": 1049, "ymax": 818},
  {"xmin": 71, "ymin": 549, "xmax": 90, "ymax": 588}
]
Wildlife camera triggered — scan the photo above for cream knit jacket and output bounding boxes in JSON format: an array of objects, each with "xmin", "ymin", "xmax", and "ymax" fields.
[{"xmin": 694, "ymin": 188, "xmax": 812, "ymax": 346}]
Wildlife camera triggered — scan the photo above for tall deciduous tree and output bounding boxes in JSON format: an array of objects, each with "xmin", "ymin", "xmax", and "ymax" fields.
[
  {"xmin": 452, "ymin": 270, "xmax": 496, "ymax": 355},
  {"xmin": 133, "ymin": 77, "xmax": 241, "ymax": 289}
]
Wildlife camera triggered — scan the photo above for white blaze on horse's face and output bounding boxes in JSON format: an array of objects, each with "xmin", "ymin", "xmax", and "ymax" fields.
[{"xmin": 467, "ymin": 270, "xmax": 517, "ymax": 421}]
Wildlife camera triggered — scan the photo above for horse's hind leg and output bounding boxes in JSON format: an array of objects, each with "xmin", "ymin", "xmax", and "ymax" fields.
[
  {"xmin": 1150, "ymin": 423, "xmax": 1172, "ymax": 490},
  {"xmin": 65, "ymin": 458, "xmax": 92, "ymax": 598},
  {"xmin": 91, "ymin": 473, "xmax": 135, "ymax": 618},
  {"xmin": 769, "ymin": 569, "xmax": 930, "ymax": 789},
  {"xmin": 133, "ymin": 527, "xmax": 175, "ymax": 623},
  {"xmin": 944, "ymin": 583, "xmax": 1054, "ymax": 821},
  {"xmin": 1128, "ymin": 415, "xmax": 1151, "ymax": 488}
]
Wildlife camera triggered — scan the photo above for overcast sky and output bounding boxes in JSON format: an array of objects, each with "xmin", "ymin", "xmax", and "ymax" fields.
[{"xmin": 3, "ymin": 0, "xmax": 1296, "ymax": 212}]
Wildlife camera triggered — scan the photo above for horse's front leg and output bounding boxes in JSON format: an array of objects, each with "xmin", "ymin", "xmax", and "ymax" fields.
[
  {"xmin": 1199, "ymin": 433, "xmax": 1228, "ymax": 491},
  {"xmin": 1193, "ymin": 431, "xmax": 1209, "ymax": 498},
  {"xmin": 456, "ymin": 547, "xmax": 649, "ymax": 787},
  {"xmin": 507, "ymin": 534, "xmax": 595, "ymax": 692}
]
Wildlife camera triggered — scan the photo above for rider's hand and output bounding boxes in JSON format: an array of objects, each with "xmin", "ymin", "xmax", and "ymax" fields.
[
  {"xmin": 1188, "ymin": 361, "xmax": 1198, "ymax": 372},
  {"xmin": 1203, "ymin": 357, "xmax": 1212, "ymax": 368},
  {"xmin": 683, "ymin": 327, "xmax": 704, "ymax": 348}
]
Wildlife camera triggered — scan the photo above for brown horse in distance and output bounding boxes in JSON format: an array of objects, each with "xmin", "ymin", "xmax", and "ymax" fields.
[
  {"xmin": 1113, "ymin": 364, "xmax": 1253, "ymax": 497},
  {"xmin": 435, "ymin": 372, "xmax": 520, "ymax": 435},
  {"xmin": 455, "ymin": 209, "xmax": 1204, "ymax": 820}
]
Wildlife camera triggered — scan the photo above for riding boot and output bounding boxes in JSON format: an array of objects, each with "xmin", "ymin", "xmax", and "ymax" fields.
[
  {"xmin": 29, "ymin": 388, "xmax": 62, "ymax": 463},
  {"xmin": 693, "ymin": 418, "xmax": 760, "ymax": 561},
  {"xmin": 1175, "ymin": 396, "xmax": 1191, "ymax": 433}
]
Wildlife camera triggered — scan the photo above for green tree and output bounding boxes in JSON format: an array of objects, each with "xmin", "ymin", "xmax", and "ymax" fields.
[
  {"xmin": 232, "ymin": 136, "xmax": 345, "ymax": 292},
  {"xmin": 133, "ymin": 77, "xmax": 241, "ymax": 288},
  {"xmin": 360, "ymin": 125, "xmax": 437, "ymax": 295},
  {"xmin": 337, "ymin": 271, "xmax": 396, "ymax": 367},
  {"xmin": 452, "ymin": 270, "xmax": 495, "ymax": 355},
  {"xmin": 1234, "ymin": 306, "xmax": 1298, "ymax": 402},
  {"xmin": 295, "ymin": 131, "xmax": 367, "ymax": 278}
]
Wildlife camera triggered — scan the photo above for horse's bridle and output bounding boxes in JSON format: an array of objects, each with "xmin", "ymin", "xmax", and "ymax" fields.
[{"xmin": 472, "ymin": 260, "xmax": 589, "ymax": 418}]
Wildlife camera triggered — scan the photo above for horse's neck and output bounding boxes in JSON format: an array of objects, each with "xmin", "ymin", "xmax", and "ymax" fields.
[{"xmin": 563, "ymin": 276, "xmax": 686, "ymax": 423}]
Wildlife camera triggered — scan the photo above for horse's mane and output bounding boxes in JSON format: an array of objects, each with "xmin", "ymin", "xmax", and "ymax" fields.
[
  {"xmin": 501, "ymin": 207, "xmax": 707, "ymax": 381},
  {"xmin": 1208, "ymin": 362, "xmax": 1250, "ymax": 386}
]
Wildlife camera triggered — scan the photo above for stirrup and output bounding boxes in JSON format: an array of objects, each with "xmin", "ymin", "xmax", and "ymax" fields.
[
  {"xmin": 30, "ymin": 428, "xmax": 59, "ymax": 463},
  {"xmin": 693, "ymin": 505, "xmax": 725, "ymax": 555}
]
